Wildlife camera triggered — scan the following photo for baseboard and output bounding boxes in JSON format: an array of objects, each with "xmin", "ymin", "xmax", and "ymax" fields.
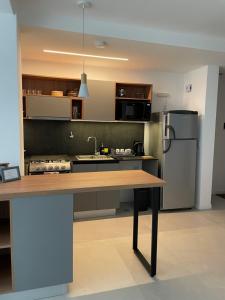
[
  {"xmin": 74, "ymin": 209, "xmax": 116, "ymax": 220},
  {"xmin": 0, "ymin": 284, "xmax": 67, "ymax": 300}
]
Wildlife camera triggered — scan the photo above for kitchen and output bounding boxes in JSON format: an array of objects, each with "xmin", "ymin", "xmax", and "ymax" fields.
[{"xmin": 0, "ymin": 0, "xmax": 225, "ymax": 300}]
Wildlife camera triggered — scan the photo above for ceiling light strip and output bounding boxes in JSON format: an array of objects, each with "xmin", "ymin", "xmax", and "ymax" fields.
[{"xmin": 43, "ymin": 49, "xmax": 128, "ymax": 61}]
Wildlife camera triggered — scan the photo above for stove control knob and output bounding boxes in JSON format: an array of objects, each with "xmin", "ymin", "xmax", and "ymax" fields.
[
  {"xmin": 61, "ymin": 165, "xmax": 66, "ymax": 170},
  {"xmin": 36, "ymin": 167, "xmax": 40, "ymax": 171},
  {"xmin": 42, "ymin": 167, "xmax": 47, "ymax": 171},
  {"xmin": 54, "ymin": 166, "xmax": 59, "ymax": 170},
  {"xmin": 48, "ymin": 166, "xmax": 53, "ymax": 171}
]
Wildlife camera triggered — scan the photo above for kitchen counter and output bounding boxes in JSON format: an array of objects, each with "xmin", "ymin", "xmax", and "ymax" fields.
[
  {"xmin": 72, "ymin": 155, "xmax": 157, "ymax": 163},
  {"xmin": 112, "ymin": 155, "xmax": 157, "ymax": 161},
  {"xmin": 0, "ymin": 170, "xmax": 164, "ymax": 200},
  {"xmin": 25, "ymin": 155, "xmax": 157, "ymax": 163}
]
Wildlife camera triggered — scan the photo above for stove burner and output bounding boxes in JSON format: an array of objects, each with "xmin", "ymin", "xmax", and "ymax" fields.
[{"xmin": 29, "ymin": 159, "xmax": 71, "ymax": 174}]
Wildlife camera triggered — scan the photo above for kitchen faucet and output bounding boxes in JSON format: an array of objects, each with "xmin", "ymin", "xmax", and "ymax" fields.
[{"xmin": 87, "ymin": 136, "xmax": 98, "ymax": 155}]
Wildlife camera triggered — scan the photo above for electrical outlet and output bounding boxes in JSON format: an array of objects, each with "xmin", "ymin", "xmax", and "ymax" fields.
[{"xmin": 185, "ymin": 84, "xmax": 192, "ymax": 93}]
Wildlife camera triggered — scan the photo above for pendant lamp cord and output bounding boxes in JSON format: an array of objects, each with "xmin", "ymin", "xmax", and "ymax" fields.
[{"xmin": 82, "ymin": 4, "xmax": 85, "ymax": 74}]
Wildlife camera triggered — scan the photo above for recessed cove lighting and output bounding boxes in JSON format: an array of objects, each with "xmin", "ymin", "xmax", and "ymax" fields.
[{"xmin": 43, "ymin": 49, "xmax": 129, "ymax": 62}]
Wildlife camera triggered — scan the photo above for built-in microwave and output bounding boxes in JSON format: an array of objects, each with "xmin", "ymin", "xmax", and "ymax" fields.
[{"xmin": 115, "ymin": 100, "xmax": 151, "ymax": 121}]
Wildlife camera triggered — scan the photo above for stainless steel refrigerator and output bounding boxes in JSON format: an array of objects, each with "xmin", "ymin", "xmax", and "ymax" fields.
[{"xmin": 149, "ymin": 110, "xmax": 198, "ymax": 209}]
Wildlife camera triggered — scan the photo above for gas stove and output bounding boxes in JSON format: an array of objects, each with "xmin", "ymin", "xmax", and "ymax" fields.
[{"xmin": 29, "ymin": 159, "xmax": 71, "ymax": 174}]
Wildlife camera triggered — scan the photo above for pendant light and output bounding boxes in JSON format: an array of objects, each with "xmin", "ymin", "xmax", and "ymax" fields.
[{"xmin": 78, "ymin": 0, "xmax": 91, "ymax": 98}]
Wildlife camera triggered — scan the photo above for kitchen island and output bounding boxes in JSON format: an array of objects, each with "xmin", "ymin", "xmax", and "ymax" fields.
[{"xmin": 0, "ymin": 170, "xmax": 165, "ymax": 299}]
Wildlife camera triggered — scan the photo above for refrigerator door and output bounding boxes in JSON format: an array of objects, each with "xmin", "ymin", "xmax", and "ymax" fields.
[
  {"xmin": 164, "ymin": 111, "xmax": 198, "ymax": 139},
  {"xmin": 162, "ymin": 139, "xmax": 197, "ymax": 209}
]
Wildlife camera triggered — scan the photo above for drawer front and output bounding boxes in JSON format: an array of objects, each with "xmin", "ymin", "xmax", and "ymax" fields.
[
  {"xmin": 72, "ymin": 164, "xmax": 97, "ymax": 173},
  {"xmin": 119, "ymin": 161, "xmax": 142, "ymax": 170},
  {"xmin": 96, "ymin": 163, "xmax": 119, "ymax": 172}
]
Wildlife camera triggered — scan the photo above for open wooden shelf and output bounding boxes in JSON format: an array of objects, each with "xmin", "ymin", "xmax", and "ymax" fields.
[
  {"xmin": 0, "ymin": 249, "xmax": 12, "ymax": 293},
  {"xmin": 0, "ymin": 221, "xmax": 11, "ymax": 249},
  {"xmin": 22, "ymin": 74, "xmax": 81, "ymax": 96},
  {"xmin": 0, "ymin": 201, "xmax": 12, "ymax": 294},
  {"xmin": 116, "ymin": 82, "xmax": 153, "ymax": 101},
  {"xmin": 25, "ymin": 94, "xmax": 82, "ymax": 100}
]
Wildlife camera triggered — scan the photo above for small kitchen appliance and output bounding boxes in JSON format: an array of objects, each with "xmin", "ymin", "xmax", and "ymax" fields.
[
  {"xmin": 115, "ymin": 99, "xmax": 151, "ymax": 121},
  {"xmin": 133, "ymin": 141, "xmax": 144, "ymax": 156}
]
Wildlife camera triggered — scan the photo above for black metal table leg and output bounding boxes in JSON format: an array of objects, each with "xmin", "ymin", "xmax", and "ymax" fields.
[
  {"xmin": 133, "ymin": 187, "xmax": 159, "ymax": 277},
  {"xmin": 150, "ymin": 188, "xmax": 159, "ymax": 276},
  {"xmin": 133, "ymin": 189, "xmax": 139, "ymax": 251}
]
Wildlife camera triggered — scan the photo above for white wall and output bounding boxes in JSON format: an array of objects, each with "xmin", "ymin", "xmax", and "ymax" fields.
[
  {"xmin": 0, "ymin": 12, "xmax": 23, "ymax": 171},
  {"xmin": 22, "ymin": 59, "xmax": 185, "ymax": 112},
  {"xmin": 212, "ymin": 73, "xmax": 225, "ymax": 194},
  {"xmin": 183, "ymin": 65, "xmax": 219, "ymax": 209}
]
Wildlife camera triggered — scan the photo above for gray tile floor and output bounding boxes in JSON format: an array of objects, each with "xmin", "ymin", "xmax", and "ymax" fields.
[{"xmin": 46, "ymin": 196, "xmax": 225, "ymax": 300}]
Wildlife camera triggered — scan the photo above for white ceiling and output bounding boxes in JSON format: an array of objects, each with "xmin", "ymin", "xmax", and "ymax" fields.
[
  {"xmin": 12, "ymin": 0, "xmax": 225, "ymax": 72},
  {"xmin": 21, "ymin": 27, "xmax": 225, "ymax": 72},
  {"xmin": 12, "ymin": 0, "xmax": 225, "ymax": 38}
]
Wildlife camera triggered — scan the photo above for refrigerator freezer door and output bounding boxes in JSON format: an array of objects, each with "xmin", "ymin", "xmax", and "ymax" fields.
[
  {"xmin": 165, "ymin": 112, "xmax": 198, "ymax": 139},
  {"xmin": 162, "ymin": 140, "xmax": 197, "ymax": 209}
]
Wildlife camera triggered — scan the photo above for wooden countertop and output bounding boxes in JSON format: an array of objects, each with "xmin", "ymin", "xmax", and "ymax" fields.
[{"xmin": 0, "ymin": 170, "xmax": 165, "ymax": 200}]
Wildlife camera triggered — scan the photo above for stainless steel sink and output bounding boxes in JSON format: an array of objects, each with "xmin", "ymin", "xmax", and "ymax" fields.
[{"xmin": 76, "ymin": 155, "xmax": 115, "ymax": 161}]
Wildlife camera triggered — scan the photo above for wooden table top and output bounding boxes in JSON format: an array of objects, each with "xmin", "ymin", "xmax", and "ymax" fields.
[{"xmin": 0, "ymin": 170, "xmax": 165, "ymax": 200}]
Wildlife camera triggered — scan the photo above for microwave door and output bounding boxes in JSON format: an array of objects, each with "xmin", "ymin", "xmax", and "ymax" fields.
[{"xmin": 125, "ymin": 103, "xmax": 136, "ymax": 120}]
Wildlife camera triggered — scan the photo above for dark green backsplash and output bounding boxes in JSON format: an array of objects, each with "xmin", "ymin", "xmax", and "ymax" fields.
[{"xmin": 24, "ymin": 120, "xmax": 144, "ymax": 156}]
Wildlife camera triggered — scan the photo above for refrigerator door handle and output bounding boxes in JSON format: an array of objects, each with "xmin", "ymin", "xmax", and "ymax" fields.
[
  {"xmin": 163, "ymin": 126, "xmax": 176, "ymax": 154},
  {"xmin": 163, "ymin": 113, "xmax": 168, "ymax": 138},
  {"xmin": 163, "ymin": 139, "xmax": 172, "ymax": 154},
  {"xmin": 166, "ymin": 125, "xmax": 176, "ymax": 140}
]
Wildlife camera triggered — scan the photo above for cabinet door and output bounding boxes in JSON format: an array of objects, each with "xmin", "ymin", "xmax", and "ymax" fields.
[
  {"xmin": 83, "ymin": 80, "xmax": 115, "ymax": 121},
  {"xmin": 11, "ymin": 194, "xmax": 73, "ymax": 291},
  {"xmin": 142, "ymin": 160, "xmax": 159, "ymax": 176},
  {"xmin": 119, "ymin": 160, "xmax": 142, "ymax": 203},
  {"xmin": 96, "ymin": 163, "xmax": 119, "ymax": 172},
  {"xmin": 119, "ymin": 161, "xmax": 142, "ymax": 170},
  {"xmin": 72, "ymin": 163, "xmax": 96, "ymax": 173},
  {"xmin": 97, "ymin": 190, "xmax": 120, "ymax": 210},
  {"xmin": 26, "ymin": 95, "xmax": 71, "ymax": 119},
  {"xmin": 96, "ymin": 163, "xmax": 120, "ymax": 210},
  {"xmin": 74, "ymin": 193, "xmax": 97, "ymax": 212},
  {"xmin": 72, "ymin": 164, "xmax": 97, "ymax": 211}
]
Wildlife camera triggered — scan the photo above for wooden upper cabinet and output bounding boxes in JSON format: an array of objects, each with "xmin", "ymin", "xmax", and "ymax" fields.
[
  {"xmin": 83, "ymin": 80, "xmax": 115, "ymax": 121},
  {"xmin": 26, "ymin": 95, "xmax": 72, "ymax": 119},
  {"xmin": 22, "ymin": 75, "xmax": 82, "ymax": 120},
  {"xmin": 22, "ymin": 75, "xmax": 153, "ymax": 122}
]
